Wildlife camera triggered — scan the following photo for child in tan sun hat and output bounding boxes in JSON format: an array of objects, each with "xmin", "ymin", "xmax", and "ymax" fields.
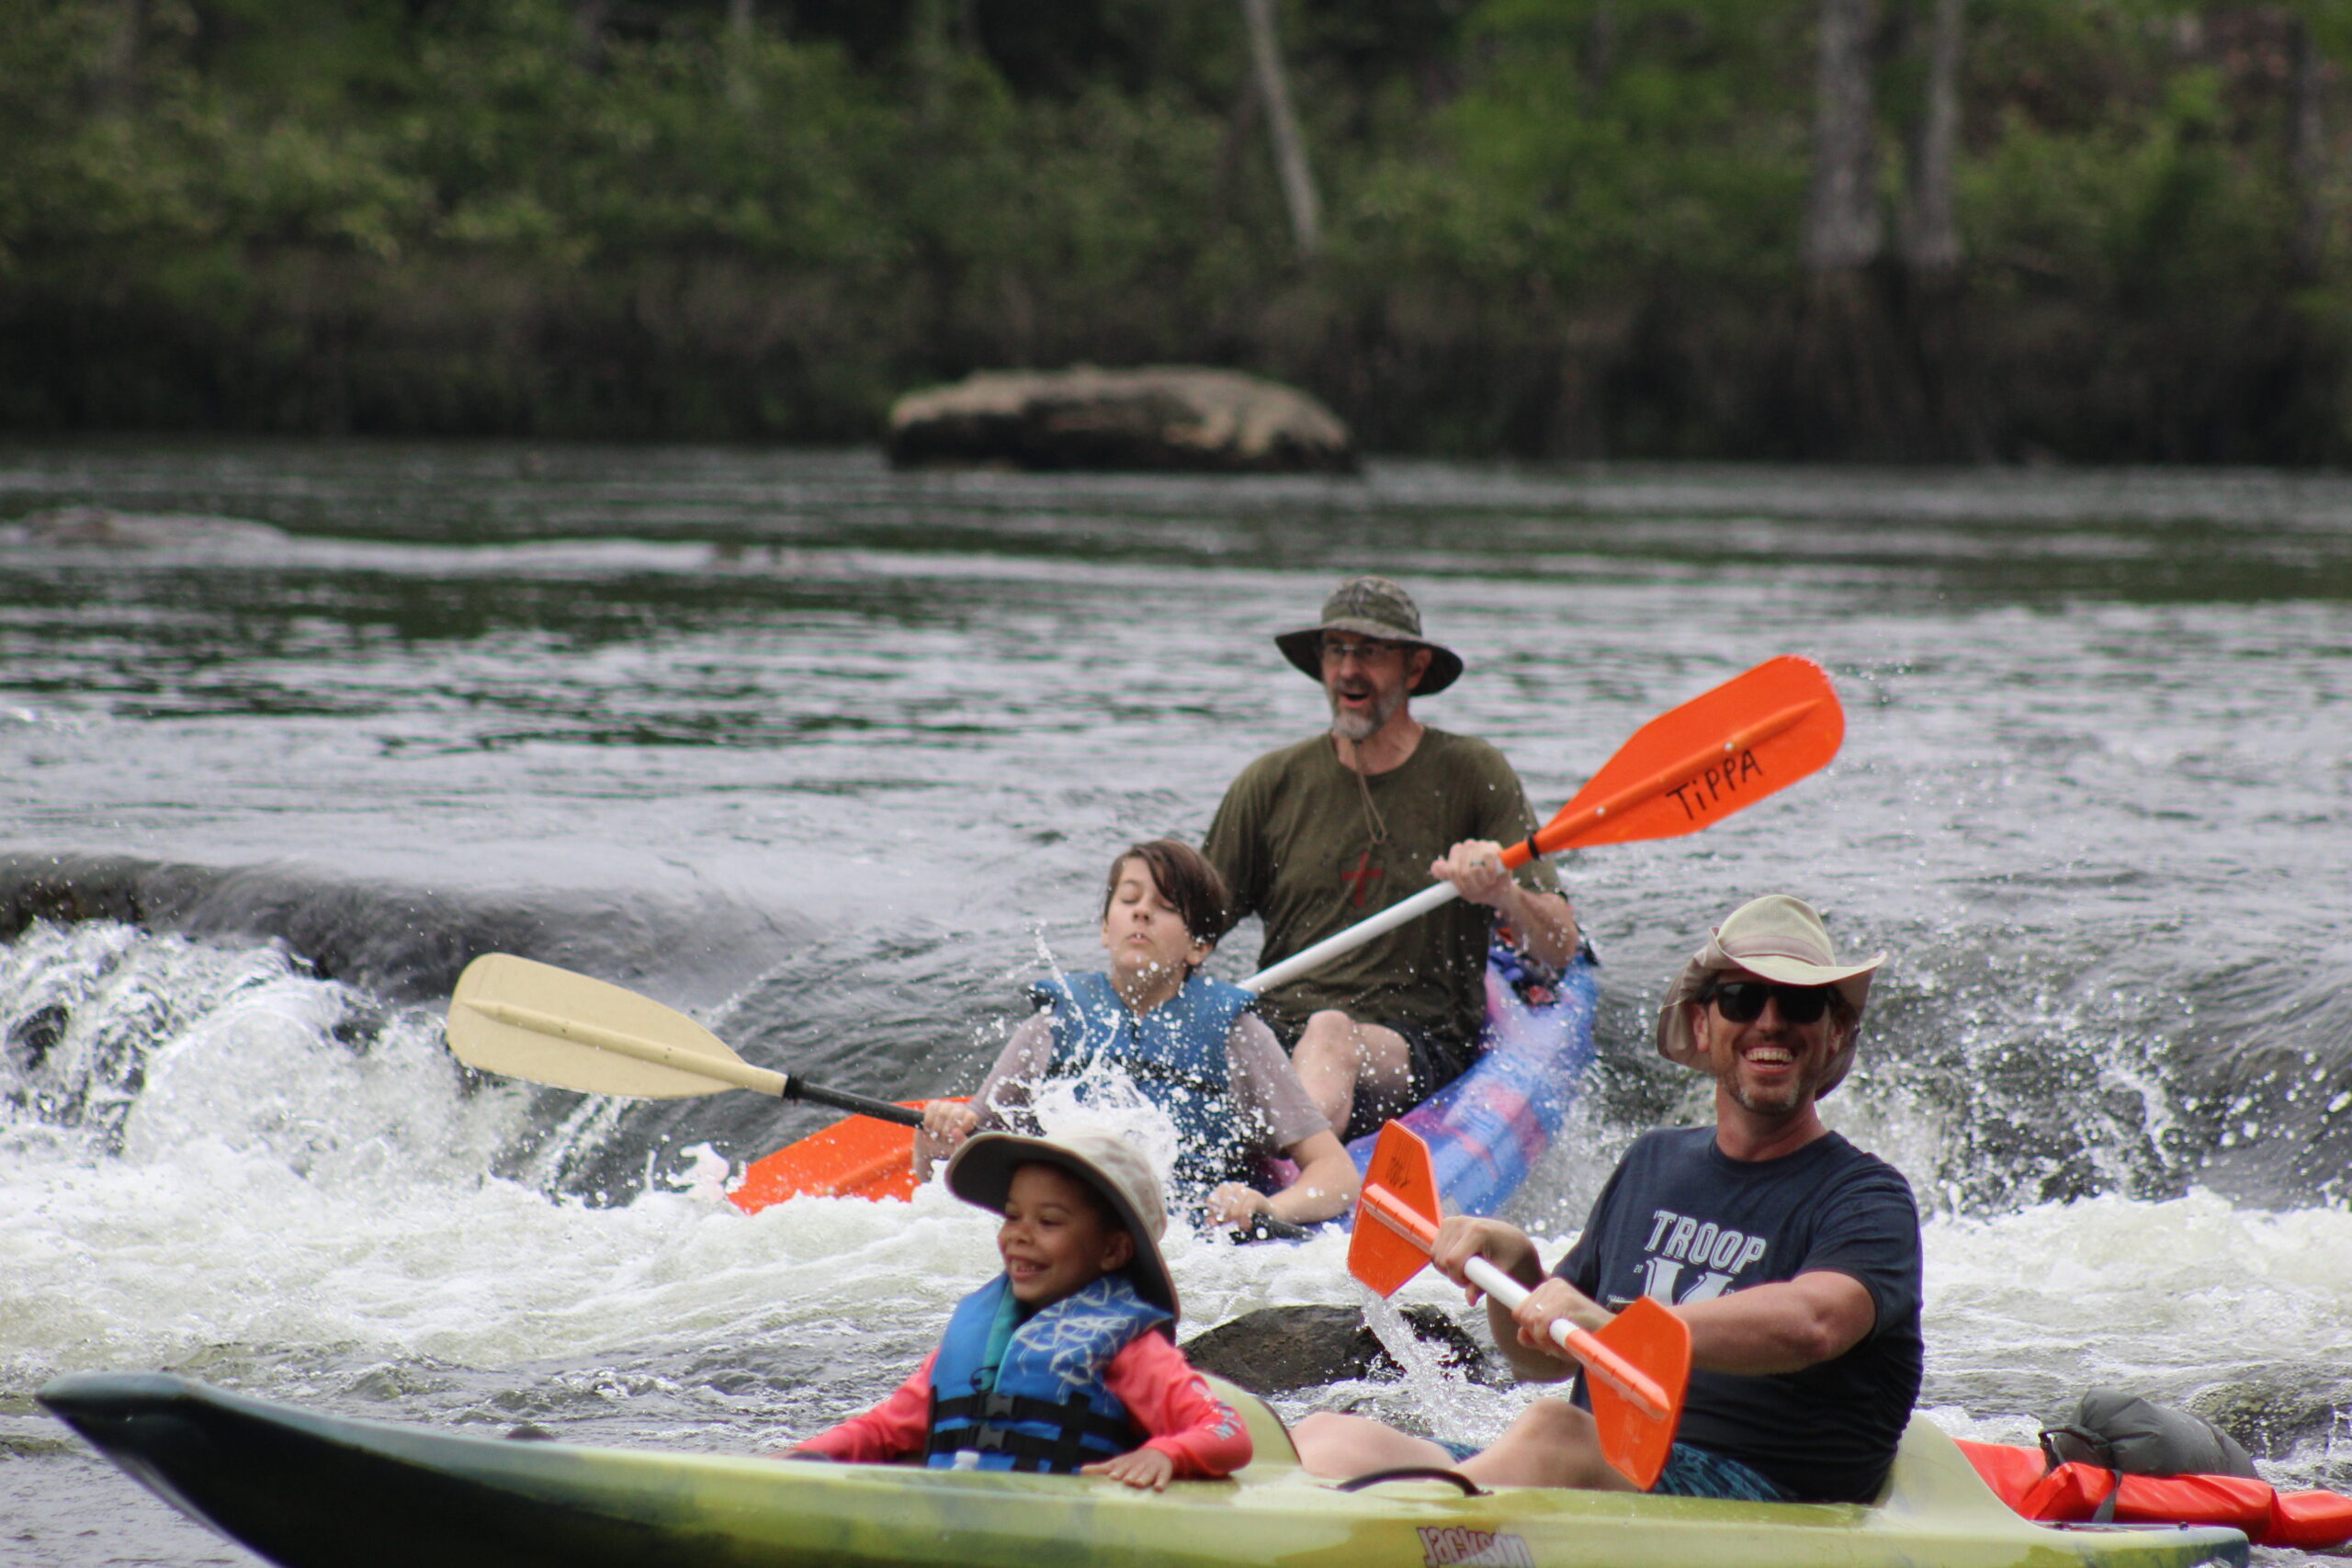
[
  {"xmin": 782, "ymin": 1130, "xmax": 1250, "ymax": 1488},
  {"xmin": 1656, "ymin": 893, "xmax": 1887, "ymax": 1096}
]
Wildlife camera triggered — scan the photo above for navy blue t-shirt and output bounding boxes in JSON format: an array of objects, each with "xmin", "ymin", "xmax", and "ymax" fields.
[{"xmin": 1555, "ymin": 1127, "xmax": 1923, "ymax": 1503}]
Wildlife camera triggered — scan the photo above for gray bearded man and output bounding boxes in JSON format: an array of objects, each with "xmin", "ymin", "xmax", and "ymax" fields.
[
  {"xmin": 1292, "ymin": 895, "xmax": 1924, "ymax": 1505},
  {"xmin": 1202, "ymin": 576, "xmax": 1579, "ymax": 1142}
]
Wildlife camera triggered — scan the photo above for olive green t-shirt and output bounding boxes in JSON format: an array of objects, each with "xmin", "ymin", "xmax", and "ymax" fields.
[{"xmin": 1202, "ymin": 728, "xmax": 1561, "ymax": 1047}]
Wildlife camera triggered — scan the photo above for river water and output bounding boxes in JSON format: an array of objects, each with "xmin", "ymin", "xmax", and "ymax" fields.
[{"xmin": 2, "ymin": 444, "xmax": 2347, "ymax": 1564}]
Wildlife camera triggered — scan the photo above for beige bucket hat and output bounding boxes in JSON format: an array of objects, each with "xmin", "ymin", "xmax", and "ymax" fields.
[
  {"xmin": 1655, "ymin": 895, "xmax": 1888, "ymax": 1098},
  {"xmin": 945, "ymin": 1130, "xmax": 1179, "ymax": 1321},
  {"xmin": 1274, "ymin": 575, "xmax": 1464, "ymax": 695}
]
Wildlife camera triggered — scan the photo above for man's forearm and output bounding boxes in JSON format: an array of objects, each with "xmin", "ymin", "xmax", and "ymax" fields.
[
  {"xmin": 1504, "ymin": 888, "xmax": 1578, "ymax": 968},
  {"xmin": 1466, "ymin": 1230, "xmax": 1574, "ymax": 1383},
  {"xmin": 1679, "ymin": 1273, "xmax": 1876, "ymax": 1375},
  {"xmin": 1490, "ymin": 1297, "xmax": 1580, "ymax": 1383}
]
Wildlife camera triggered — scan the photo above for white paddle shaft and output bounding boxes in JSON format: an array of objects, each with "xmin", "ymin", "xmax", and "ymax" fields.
[
  {"xmin": 1238, "ymin": 879, "xmax": 1458, "ymax": 993},
  {"xmin": 1461, "ymin": 1254, "xmax": 1538, "ymax": 1314},
  {"xmin": 1236, "ymin": 670, "xmax": 1838, "ymax": 998},
  {"xmin": 1461, "ymin": 1255, "xmax": 1671, "ymax": 1419}
]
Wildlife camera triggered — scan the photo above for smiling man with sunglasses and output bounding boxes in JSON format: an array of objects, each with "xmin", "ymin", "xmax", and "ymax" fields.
[{"xmin": 1293, "ymin": 895, "xmax": 1923, "ymax": 1507}]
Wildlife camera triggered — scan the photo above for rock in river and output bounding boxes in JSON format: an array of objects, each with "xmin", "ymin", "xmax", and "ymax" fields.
[
  {"xmin": 885, "ymin": 367, "xmax": 1357, "ymax": 475},
  {"xmin": 2, "ymin": 507, "xmax": 288, "ymax": 550},
  {"xmin": 1180, "ymin": 1304, "xmax": 1503, "ymax": 1397}
]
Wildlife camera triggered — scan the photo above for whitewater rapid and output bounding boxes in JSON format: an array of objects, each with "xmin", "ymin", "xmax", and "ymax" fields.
[{"xmin": 6, "ymin": 443, "xmax": 2349, "ymax": 1564}]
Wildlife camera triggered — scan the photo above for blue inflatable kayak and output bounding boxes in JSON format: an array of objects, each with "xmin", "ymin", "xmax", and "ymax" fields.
[{"xmin": 736, "ymin": 947, "xmax": 1599, "ymax": 1220}]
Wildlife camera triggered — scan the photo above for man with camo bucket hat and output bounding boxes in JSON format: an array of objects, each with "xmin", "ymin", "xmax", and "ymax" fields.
[{"xmin": 1203, "ymin": 575, "xmax": 1582, "ymax": 1142}]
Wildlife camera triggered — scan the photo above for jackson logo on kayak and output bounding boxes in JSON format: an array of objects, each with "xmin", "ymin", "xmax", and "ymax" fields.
[
  {"xmin": 1418, "ymin": 1527, "xmax": 1534, "ymax": 1568},
  {"xmin": 1663, "ymin": 746, "xmax": 1767, "ymax": 824}
]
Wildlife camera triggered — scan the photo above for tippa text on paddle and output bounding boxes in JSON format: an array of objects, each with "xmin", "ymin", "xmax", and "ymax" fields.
[{"xmin": 1664, "ymin": 747, "xmax": 1767, "ymax": 824}]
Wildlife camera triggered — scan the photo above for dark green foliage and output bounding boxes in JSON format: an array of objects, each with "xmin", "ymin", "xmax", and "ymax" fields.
[{"xmin": 3, "ymin": 0, "xmax": 2349, "ymax": 459}]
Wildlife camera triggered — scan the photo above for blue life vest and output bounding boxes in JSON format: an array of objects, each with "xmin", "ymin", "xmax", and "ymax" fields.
[
  {"xmin": 924, "ymin": 1272, "xmax": 1170, "ymax": 1472},
  {"xmin": 1028, "ymin": 970, "xmax": 1257, "ymax": 1201}
]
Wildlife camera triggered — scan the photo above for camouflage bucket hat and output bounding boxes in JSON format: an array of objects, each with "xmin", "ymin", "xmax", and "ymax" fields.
[{"xmin": 1273, "ymin": 575, "xmax": 1464, "ymax": 695}]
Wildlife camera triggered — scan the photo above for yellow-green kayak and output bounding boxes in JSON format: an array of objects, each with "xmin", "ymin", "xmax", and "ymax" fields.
[{"xmin": 40, "ymin": 1371, "xmax": 2246, "ymax": 1568}]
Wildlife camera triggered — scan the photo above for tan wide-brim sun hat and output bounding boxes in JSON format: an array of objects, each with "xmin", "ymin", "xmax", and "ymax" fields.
[
  {"xmin": 1273, "ymin": 575, "xmax": 1464, "ymax": 695},
  {"xmin": 944, "ymin": 1129, "xmax": 1179, "ymax": 1321},
  {"xmin": 1655, "ymin": 894, "xmax": 1888, "ymax": 1099}
]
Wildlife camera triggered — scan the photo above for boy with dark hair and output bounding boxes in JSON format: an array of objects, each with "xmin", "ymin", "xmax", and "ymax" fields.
[{"xmin": 920, "ymin": 840, "xmax": 1358, "ymax": 1228}]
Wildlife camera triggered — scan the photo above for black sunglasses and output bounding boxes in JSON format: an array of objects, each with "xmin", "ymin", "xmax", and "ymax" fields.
[{"xmin": 1704, "ymin": 979, "xmax": 1834, "ymax": 1025}]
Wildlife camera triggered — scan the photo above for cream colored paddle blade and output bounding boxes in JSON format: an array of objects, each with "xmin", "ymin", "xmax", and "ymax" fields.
[{"xmin": 445, "ymin": 953, "xmax": 782, "ymax": 1099}]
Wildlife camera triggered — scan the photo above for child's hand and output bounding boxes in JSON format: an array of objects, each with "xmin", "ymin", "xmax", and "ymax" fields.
[
  {"xmin": 1204, "ymin": 1182, "xmax": 1271, "ymax": 1227},
  {"xmin": 1081, "ymin": 1447, "xmax": 1176, "ymax": 1491},
  {"xmin": 920, "ymin": 1100, "xmax": 978, "ymax": 1143},
  {"xmin": 912, "ymin": 1100, "xmax": 980, "ymax": 1179}
]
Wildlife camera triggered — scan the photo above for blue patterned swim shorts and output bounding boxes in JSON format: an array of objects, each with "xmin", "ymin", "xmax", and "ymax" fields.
[
  {"xmin": 1647, "ymin": 1443, "xmax": 1791, "ymax": 1502},
  {"xmin": 1430, "ymin": 1439, "xmax": 1789, "ymax": 1502}
]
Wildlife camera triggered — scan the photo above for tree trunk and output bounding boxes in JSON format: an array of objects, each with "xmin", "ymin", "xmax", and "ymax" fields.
[
  {"xmin": 1804, "ymin": 0, "xmax": 1882, "ymax": 273},
  {"xmin": 1214, "ymin": 69, "xmax": 1267, "ymax": 234},
  {"xmin": 1900, "ymin": 0, "xmax": 1963, "ymax": 276},
  {"xmin": 1239, "ymin": 0, "xmax": 1322, "ymax": 260},
  {"xmin": 910, "ymin": 0, "xmax": 956, "ymax": 126},
  {"xmin": 86, "ymin": 0, "xmax": 143, "ymax": 114},
  {"xmin": 572, "ymin": 2, "xmax": 609, "ymax": 71},
  {"xmin": 2289, "ymin": 10, "xmax": 2328, "ymax": 284},
  {"xmin": 725, "ymin": 0, "xmax": 756, "ymax": 111},
  {"xmin": 1584, "ymin": 0, "xmax": 1617, "ymax": 96}
]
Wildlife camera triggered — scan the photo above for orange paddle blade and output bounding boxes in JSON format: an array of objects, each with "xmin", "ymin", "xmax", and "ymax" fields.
[
  {"xmin": 1343, "ymin": 1121, "xmax": 1691, "ymax": 1493},
  {"xmin": 1350, "ymin": 1121, "xmax": 1444, "ymax": 1297},
  {"xmin": 728, "ymin": 1100, "xmax": 957, "ymax": 1213},
  {"xmin": 1582, "ymin": 1297, "xmax": 1692, "ymax": 1491},
  {"xmin": 1525, "ymin": 655, "xmax": 1843, "ymax": 859}
]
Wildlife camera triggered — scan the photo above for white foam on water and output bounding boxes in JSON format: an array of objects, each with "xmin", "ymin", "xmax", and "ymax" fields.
[
  {"xmin": 0, "ymin": 921, "xmax": 978, "ymax": 1389},
  {"xmin": 4, "ymin": 1119, "xmax": 1002, "ymax": 1384},
  {"xmin": 1022, "ymin": 1078, "xmax": 1185, "ymax": 1189},
  {"xmin": 0, "ymin": 921, "xmax": 1314, "ymax": 1393},
  {"xmin": 1918, "ymin": 1193, "xmax": 2352, "ymax": 1488},
  {"xmin": 6, "ymin": 973, "xmax": 2350, "ymax": 1566},
  {"xmin": 1351, "ymin": 1283, "xmax": 1528, "ymax": 1450},
  {"xmin": 6, "ymin": 929, "xmax": 2342, "ymax": 1454},
  {"xmin": 1928, "ymin": 1192, "xmax": 2352, "ymax": 1365}
]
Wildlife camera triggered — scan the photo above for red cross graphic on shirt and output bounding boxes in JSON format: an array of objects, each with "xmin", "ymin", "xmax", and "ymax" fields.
[{"xmin": 1340, "ymin": 851, "xmax": 1385, "ymax": 908}]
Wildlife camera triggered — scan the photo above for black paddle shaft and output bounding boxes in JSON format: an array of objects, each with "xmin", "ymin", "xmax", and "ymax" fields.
[{"xmin": 779, "ymin": 1075, "xmax": 925, "ymax": 1128}]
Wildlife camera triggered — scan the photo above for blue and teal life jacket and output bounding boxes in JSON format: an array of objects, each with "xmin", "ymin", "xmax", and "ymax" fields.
[
  {"xmin": 923, "ymin": 1272, "xmax": 1171, "ymax": 1472},
  {"xmin": 1028, "ymin": 970, "xmax": 1257, "ymax": 1201}
]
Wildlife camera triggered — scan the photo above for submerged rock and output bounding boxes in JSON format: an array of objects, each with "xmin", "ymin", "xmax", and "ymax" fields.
[
  {"xmin": 885, "ymin": 367, "xmax": 1357, "ymax": 475},
  {"xmin": 1180, "ymin": 1303, "xmax": 1501, "ymax": 1397},
  {"xmin": 2191, "ymin": 1380, "xmax": 2347, "ymax": 1461},
  {"xmin": 3, "ymin": 507, "xmax": 288, "ymax": 549}
]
